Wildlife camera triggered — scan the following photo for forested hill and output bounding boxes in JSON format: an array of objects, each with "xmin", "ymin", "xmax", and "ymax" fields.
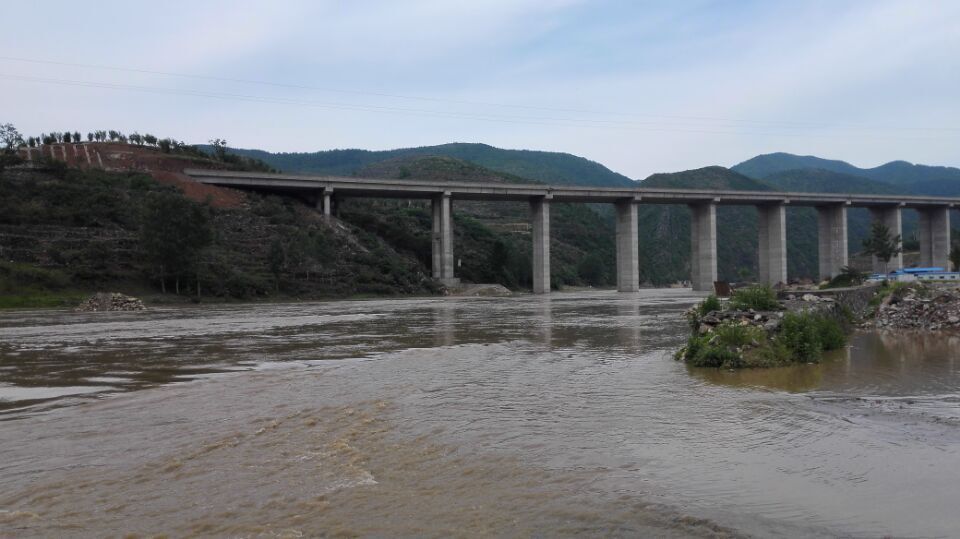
[
  {"xmin": 733, "ymin": 152, "xmax": 960, "ymax": 189},
  {"xmin": 760, "ymin": 168, "xmax": 904, "ymax": 195},
  {"xmin": 220, "ymin": 143, "xmax": 637, "ymax": 187}
]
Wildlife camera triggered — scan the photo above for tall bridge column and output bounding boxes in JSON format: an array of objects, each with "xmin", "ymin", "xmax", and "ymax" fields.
[
  {"xmin": 316, "ymin": 188, "xmax": 333, "ymax": 220},
  {"xmin": 615, "ymin": 199, "xmax": 640, "ymax": 292},
  {"xmin": 868, "ymin": 206, "xmax": 903, "ymax": 272},
  {"xmin": 531, "ymin": 195, "xmax": 551, "ymax": 294},
  {"xmin": 689, "ymin": 202, "xmax": 717, "ymax": 292},
  {"xmin": 757, "ymin": 203, "xmax": 787, "ymax": 286},
  {"xmin": 431, "ymin": 192, "xmax": 458, "ymax": 285},
  {"xmin": 918, "ymin": 206, "xmax": 951, "ymax": 268},
  {"xmin": 816, "ymin": 204, "xmax": 848, "ymax": 280}
]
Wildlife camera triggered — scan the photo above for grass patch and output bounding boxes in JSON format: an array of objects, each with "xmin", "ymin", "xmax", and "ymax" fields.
[
  {"xmin": 698, "ymin": 294, "xmax": 721, "ymax": 315},
  {"xmin": 0, "ymin": 290, "xmax": 88, "ymax": 309},
  {"xmin": 729, "ymin": 285, "xmax": 780, "ymax": 311}
]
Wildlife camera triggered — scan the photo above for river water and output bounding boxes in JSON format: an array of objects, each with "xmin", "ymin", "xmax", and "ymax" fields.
[{"xmin": 1, "ymin": 290, "xmax": 959, "ymax": 537}]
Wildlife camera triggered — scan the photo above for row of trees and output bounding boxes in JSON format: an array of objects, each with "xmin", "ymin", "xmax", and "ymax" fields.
[
  {"xmin": 140, "ymin": 191, "xmax": 212, "ymax": 295},
  {"xmin": 4, "ymin": 122, "xmax": 277, "ymax": 172},
  {"xmin": 22, "ymin": 130, "xmax": 201, "ymax": 155}
]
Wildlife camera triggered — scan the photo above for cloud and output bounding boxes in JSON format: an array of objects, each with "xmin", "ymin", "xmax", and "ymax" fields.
[{"xmin": 1, "ymin": 0, "xmax": 958, "ymax": 178}]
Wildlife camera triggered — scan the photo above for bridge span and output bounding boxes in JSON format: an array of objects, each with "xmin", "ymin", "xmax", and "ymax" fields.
[{"xmin": 184, "ymin": 168, "xmax": 957, "ymax": 294}]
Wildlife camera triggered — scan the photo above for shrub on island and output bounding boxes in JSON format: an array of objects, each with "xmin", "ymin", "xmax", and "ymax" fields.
[{"xmin": 676, "ymin": 292, "xmax": 847, "ymax": 369}]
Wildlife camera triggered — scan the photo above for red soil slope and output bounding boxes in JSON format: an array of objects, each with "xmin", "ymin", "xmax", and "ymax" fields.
[{"xmin": 17, "ymin": 143, "xmax": 246, "ymax": 209}]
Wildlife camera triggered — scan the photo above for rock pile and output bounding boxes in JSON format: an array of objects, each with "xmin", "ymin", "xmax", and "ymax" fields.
[
  {"xmin": 76, "ymin": 292, "xmax": 146, "ymax": 312},
  {"xmin": 874, "ymin": 287, "xmax": 960, "ymax": 330},
  {"xmin": 694, "ymin": 294, "xmax": 840, "ymax": 336},
  {"xmin": 695, "ymin": 309, "xmax": 784, "ymax": 334}
]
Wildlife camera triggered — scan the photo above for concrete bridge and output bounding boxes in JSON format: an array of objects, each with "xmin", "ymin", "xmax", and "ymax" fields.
[{"xmin": 184, "ymin": 168, "xmax": 957, "ymax": 294}]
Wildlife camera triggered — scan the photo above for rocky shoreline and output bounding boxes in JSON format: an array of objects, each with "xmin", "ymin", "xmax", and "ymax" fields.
[{"xmin": 872, "ymin": 284, "xmax": 960, "ymax": 331}]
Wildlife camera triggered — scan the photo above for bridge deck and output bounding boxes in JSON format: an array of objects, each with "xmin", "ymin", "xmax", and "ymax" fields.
[{"xmin": 184, "ymin": 168, "xmax": 960, "ymax": 208}]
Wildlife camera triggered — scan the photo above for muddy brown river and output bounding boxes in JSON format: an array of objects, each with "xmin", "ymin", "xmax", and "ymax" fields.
[{"xmin": 1, "ymin": 290, "xmax": 959, "ymax": 537}]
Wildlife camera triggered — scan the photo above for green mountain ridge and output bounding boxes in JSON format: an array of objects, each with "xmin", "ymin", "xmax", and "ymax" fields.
[
  {"xmin": 733, "ymin": 152, "xmax": 960, "ymax": 187},
  {"xmin": 760, "ymin": 168, "xmax": 904, "ymax": 194},
  {"xmin": 219, "ymin": 142, "xmax": 638, "ymax": 187}
]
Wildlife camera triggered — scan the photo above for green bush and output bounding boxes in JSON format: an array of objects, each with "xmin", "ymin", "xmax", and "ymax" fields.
[
  {"xmin": 729, "ymin": 285, "xmax": 780, "ymax": 311},
  {"xmin": 698, "ymin": 294, "xmax": 721, "ymax": 315},
  {"xmin": 815, "ymin": 315, "xmax": 847, "ymax": 351},
  {"xmin": 778, "ymin": 311, "xmax": 845, "ymax": 362},
  {"xmin": 824, "ymin": 265, "xmax": 867, "ymax": 288},
  {"xmin": 713, "ymin": 322, "xmax": 761, "ymax": 347},
  {"xmin": 681, "ymin": 322, "xmax": 766, "ymax": 368},
  {"xmin": 681, "ymin": 311, "xmax": 847, "ymax": 369}
]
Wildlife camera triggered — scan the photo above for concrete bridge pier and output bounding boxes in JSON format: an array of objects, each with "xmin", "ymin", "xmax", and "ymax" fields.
[
  {"xmin": 917, "ymin": 206, "xmax": 951, "ymax": 268},
  {"xmin": 432, "ymin": 193, "xmax": 458, "ymax": 285},
  {"xmin": 615, "ymin": 199, "xmax": 640, "ymax": 292},
  {"xmin": 816, "ymin": 204, "xmax": 848, "ymax": 280},
  {"xmin": 868, "ymin": 206, "xmax": 903, "ymax": 272},
  {"xmin": 531, "ymin": 195, "xmax": 551, "ymax": 294},
  {"xmin": 757, "ymin": 203, "xmax": 787, "ymax": 286},
  {"xmin": 315, "ymin": 188, "xmax": 334, "ymax": 220},
  {"xmin": 689, "ymin": 202, "xmax": 717, "ymax": 292}
]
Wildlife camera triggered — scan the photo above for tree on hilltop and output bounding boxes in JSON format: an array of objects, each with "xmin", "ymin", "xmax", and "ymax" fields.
[
  {"xmin": 209, "ymin": 138, "xmax": 228, "ymax": 160},
  {"xmin": 0, "ymin": 123, "xmax": 24, "ymax": 151}
]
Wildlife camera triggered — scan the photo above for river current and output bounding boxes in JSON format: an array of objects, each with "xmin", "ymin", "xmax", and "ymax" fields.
[{"xmin": 1, "ymin": 290, "xmax": 959, "ymax": 537}]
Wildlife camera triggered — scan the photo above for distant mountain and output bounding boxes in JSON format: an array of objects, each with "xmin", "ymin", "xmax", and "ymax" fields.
[
  {"xmin": 760, "ymin": 168, "xmax": 903, "ymax": 195},
  {"xmin": 867, "ymin": 161, "xmax": 960, "ymax": 186},
  {"xmin": 221, "ymin": 143, "xmax": 637, "ymax": 188},
  {"xmin": 643, "ymin": 165, "xmax": 770, "ymax": 191},
  {"xmin": 732, "ymin": 153, "xmax": 865, "ymax": 179},
  {"xmin": 733, "ymin": 152, "xmax": 960, "ymax": 187}
]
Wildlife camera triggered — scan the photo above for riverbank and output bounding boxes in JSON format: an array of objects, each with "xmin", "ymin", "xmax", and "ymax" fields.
[{"xmin": 872, "ymin": 282, "xmax": 960, "ymax": 330}]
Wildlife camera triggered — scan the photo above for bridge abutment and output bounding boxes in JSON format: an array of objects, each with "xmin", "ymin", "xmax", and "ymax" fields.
[
  {"xmin": 918, "ymin": 207, "xmax": 951, "ymax": 268},
  {"xmin": 531, "ymin": 195, "xmax": 551, "ymax": 294},
  {"xmin": 758, "ymin": 203, "xmax": 787, "ymax": 286},
  {"xmin": 689, "ymin": 202, "xmax": 717, "ymax": 292},
  {"xmin": 817, "ymin": 204, "xmax": 848, "ymax": 280},
  {"xmin": 615, "ymin": 199, "xmax": 639, "ymax": 292},
  {"xmin": 868, "ymin": 206, "xmax": 903, "ymax": 273}
]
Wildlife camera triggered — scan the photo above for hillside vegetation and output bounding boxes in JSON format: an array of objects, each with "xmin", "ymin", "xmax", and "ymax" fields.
[
  {"xmin": 734, "ymin": 152, "xmax": 960, "ymax": 195},
  {"xmin": 339, "ymin": 155, "xmax": 619, "ymax": 289},
  {"xmin": 0, "ymin": 165, "xmax": 439, "ymax": 307},
  {"xmin": 7, "ymin": 131, "xmax": 960, "ymax": 308},
  {"xmin": 219, "ymin": 142, "xmax": 638, "ymax": 187}
]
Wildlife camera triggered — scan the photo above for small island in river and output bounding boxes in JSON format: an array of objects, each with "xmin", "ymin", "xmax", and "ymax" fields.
[{"xmin": 676, "ymin": 281, "xmax": 960, "ymax": 369}]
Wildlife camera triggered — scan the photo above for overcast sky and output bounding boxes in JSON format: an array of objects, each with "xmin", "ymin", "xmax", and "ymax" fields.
[{"xmin": 2, "ymin": 0, "xmax": 958, "ymax": 179}]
